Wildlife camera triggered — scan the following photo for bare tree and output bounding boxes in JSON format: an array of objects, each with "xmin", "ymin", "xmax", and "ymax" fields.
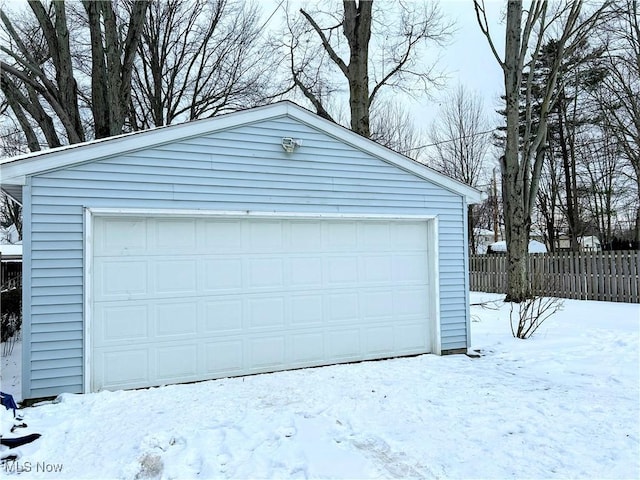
[
  {"xmin": 428, "ymin": 84, "xmax": 493, "ymax": 254},
  {"xmin": 130, "ymin": 0, "xmax": 275, "ymax": 129},
  {"xmin": 474, "ymin": 0, "xmax": 610, "ymax": 301},
  {"xmin": 277, "ymin": 0, "xmax": 453, "ymax": 138},
  {"xmin": 593, "ymin": 0, "xmax": 640, "ymax": 242},
  {"xmin": 369, "ymin": 99, "xmax": 423, "ymax": 158},
  {"xmin": 534, "ymin": 146, "xmax": 563, "ymax": 251},
  {"xmin": 578, "ymin": 129, "xmax": 636, "ymax": 246},
  {"xmin": 1, "ymin": 1, "xmax": 84, "ymax": 146},
  {"xmin": 83, "ymin": 0, "xmax": 148, "ymax": 137},
  {"xmin": 0, "ymin": 0, "xmax": 148, "ymax": 149},
  {"xmin": 429, "ymin": 85, "xmax": 492, "ymax": 187},
  {"xmin": 0, "ymin": 194, "xmax": 21, "ymax": 240}
]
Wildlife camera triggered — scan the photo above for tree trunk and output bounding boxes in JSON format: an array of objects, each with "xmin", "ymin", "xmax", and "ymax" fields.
[
  {"xmin": 21, "ymin": 0, "xmax": 85, "ymax": 144},
  {"xmin": 557, "ymin": 96, "xmax": 579, "ymax": 251},
  {"xmin": 502, "ymin": 156, "xmax": 532, "ymax": 302},
  {"xmin": 84, "ymin": 1, "xmax": 111, "ymax": 139},
  {"xmin": 636, "ymin": 206, "xmax": 640, "ymax": 243},
  {"xmin": 502, "ymin": 0, "xmax": 531, "ymax": 302},
  {"xmin": 343, "ymin": 0, "xmax": 372, "ymax": 137},
  {"xmin": 468, "ymin": 204, "xmax": 476, "ymax": 255},
  {"xmin": 84, "ymin": 0, "xmax": 148, "ymax": 138}
]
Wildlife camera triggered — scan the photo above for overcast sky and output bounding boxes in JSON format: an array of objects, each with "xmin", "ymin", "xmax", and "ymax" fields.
[
  {"xmin": 1, "ymin": 0, "xmax": 507, "ymax": 141},
  {"xmin": 420, "ymin": 1, "xmax": 505, "ymax": 124},
  {"xmin": 263, "ymin": 0, "xmax": 507, "ymax": 136}
]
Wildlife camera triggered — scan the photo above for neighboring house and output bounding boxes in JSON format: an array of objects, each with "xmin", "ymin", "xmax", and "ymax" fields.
[
  {"xmin": 556, "ymin": 234, "xmax": 602, "ymax": 252},
  {"xmin": 0, "ymin": 101, "xmax": 482, "ymax": 400},
  {"xmin": 578, "ymin": 235, "xmax": 602, "ymax": 252},
  {"xmin": 0, "ymin": 224, "xmax": 20, "ymax": 244},
  {"xmin": 487, "ymin": 240, "xmax": 548, "ymax": 254},
  {"xmin": 474, "ymin": 228, "xmax": 499, "ymax": 255}
]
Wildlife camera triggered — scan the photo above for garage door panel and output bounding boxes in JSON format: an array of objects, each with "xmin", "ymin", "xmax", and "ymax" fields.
[
  {"xmin": 290, "ymin": 257, "xmax": 323, "ymax": 287},
  {"xmin": 96, "ymin": 348, "xmax": 149, "ymax": 389},
  {"xmin": 248, "ymin": 296, "xmax": 285, "ymax": 329},
  {"xmin": 95, "ymin": 260, "xmax": 148, "ymax": 299},
  {"xmin": 92, "ymin": 216, "xmax": 434, "ymax": 392},
  {"xmin": 393, "ymin": 254, "xmax": 429, "ymax": 283},
  {"xmin": 360, "ymin": 222, "xmax": 391, "ymax": 250},
  {"xmin": 155, "ymin": 260, "xmax": 197, "ymax": 294},
  {"xmin": 361, "ymin": 290, "xmax": 394, "ymax": 319},
  {"xmin": 249, "ymin": 336, "xmax": 286, "ymax": 369},
  {"xmin": 291, "ymin": 332, "xmax": 324, "ymax": 362},
  {"xmin": 95, "ymin": 217, "xmax": 147, "ymax": 255},
  {"xmin": 325, "ymin": 221, "xmax": 357, "ymax": 250},
  {"xmin": 361, "ymin": 255, "xmax": 393, "ymax": 283},
  {"xmin": 202, "ymin": 220, "xmax": 242, "ymax": 252},
  {"xmin": 96, "ymin": 304, "xmax": 148, "ymax": 345},
  {"xmin": 327, "ymin": 328, "xmax": 361, "ymax": 359},
  {"xmin": 203, "ymin": 299, "xmax": 243, "ymax": 333},
  {"xmin": 395, "ymin": 323, "xmax": 429, "ymax": 351},
  {"xmin": 248, "ymin": 221, "xmax": 284, "ymax": 252},
  {"xmin": 395, "ymin": 288, "xmax": 429, "ymax": 317},
  {"xmin": 326, "ymin": 256, "xmax": 358, "ymax": 285},
  {"xmin": 290, "ymin": 295, "xmax": 323, "ymax": 325},
  {"xmin": 365, "ymin": 326, "xmax": 396, "ymax": 355},
  {"xmin": 155, "ymin": 301, "xmax": 197, "ymax": 337},
  {"xmin": 202, "ymin": 258, "xmax": 243, "ymax": 292},
  {"xmin": 248, "ymin": 258, "xmax": 284, "ymax": 289},
  {"xmin": 393, "ymin": 222, "xmax": 428, "ymax": 249},
  {"xmin": 156, "ymin": 344, "xmax": 198, "ymax": 380},
  {"xmin": 290, "ymin": 221, "xmax": 322, "ymax": 251},
  {"xmin": 156, "ymin": 218, "xmax": 196, "ymax": 250},
  {"xmin": 326, "ymin": 292, "xmax": 359, "ymax": 322},
  {"xmin": 204, "ymin": 340, "xmax": 244, "ymax": 374}
]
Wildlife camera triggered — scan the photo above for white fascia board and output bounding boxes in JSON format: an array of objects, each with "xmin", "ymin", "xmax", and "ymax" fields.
[
  {"xmin": 0, "ymin": 101, "xmax": 483, "ymax": 203},
  {"xmin": 0, "ymin": 103, "xmax": 291, "ymax": 181}
]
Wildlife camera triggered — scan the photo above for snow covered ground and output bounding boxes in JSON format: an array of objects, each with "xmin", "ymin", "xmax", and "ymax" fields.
[
  {"xmin": 1, "ymin": 293, "xmax": 639, "ymax": 479},
  {"xmin": 1, "ymin": 340, "xmax": 21, "ymax": 400}
]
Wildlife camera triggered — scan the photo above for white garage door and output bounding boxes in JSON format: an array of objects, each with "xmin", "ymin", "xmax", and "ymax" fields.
[{"xmin": 90, "ymin": 215, "xmax": 434, "ymax": 391}]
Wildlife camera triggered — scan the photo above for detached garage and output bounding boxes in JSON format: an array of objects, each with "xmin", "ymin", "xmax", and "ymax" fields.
[{"xmin": 0, "ymin": 101, "xmax": 481, "ymax": 399}]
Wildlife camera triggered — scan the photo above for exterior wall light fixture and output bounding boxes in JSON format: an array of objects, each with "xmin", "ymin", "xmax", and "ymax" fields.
[{"xmin": 281, "ymin": 137, "xmax": 302, "ymax": 153}]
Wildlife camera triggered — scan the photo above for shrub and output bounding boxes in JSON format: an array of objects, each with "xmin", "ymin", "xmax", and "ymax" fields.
[
  {"xmin": 510, "ymin": 294, "xmax": 564, "ymax": 339},
  {"xmin": 1, "ymin": 287, "xmax": 22, "ymax": 355}
]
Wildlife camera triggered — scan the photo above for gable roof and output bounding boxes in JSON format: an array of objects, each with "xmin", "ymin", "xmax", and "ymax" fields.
[{"xmin": 0, "ymin": 101, "xmax": 482, "ymax": 204}]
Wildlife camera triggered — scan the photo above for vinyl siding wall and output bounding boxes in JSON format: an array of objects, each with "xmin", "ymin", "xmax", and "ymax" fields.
[{"xmin": 23, "ymin": 115, "xmax": 468, "ymax": 398}]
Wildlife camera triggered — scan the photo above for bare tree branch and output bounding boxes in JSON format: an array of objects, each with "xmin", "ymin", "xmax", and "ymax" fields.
[{"xmin": 299, "ymin": 8, "xmax": 348, "ymax": 76}]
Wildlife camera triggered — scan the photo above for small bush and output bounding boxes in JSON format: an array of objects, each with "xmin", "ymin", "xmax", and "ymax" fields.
[
  {"xmin": 510, "ymin": 295, "xmax": 564, "ymax": 339},
  {"xmin": 1, "ymin": 287, "xmax": 21, "ymax": 318},
  {"xmin": 1, "ymin": 287, "xmax": 21, "ymax": 355}
]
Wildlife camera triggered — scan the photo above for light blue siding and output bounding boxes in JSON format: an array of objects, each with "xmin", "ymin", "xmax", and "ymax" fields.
[{"xmin": 23, "ymin": 115, "xmax": 468, "ymax": 398}]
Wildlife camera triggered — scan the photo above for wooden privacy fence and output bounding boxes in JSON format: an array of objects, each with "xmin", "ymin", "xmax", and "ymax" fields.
[{"xmin": 469, "ymin": 250, "xmax": 640, "ymax": 303}]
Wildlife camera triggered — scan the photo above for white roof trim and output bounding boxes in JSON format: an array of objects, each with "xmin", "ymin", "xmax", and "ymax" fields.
[{"xmin": 0, "ymin": 101, "xmax": 482, "ymax": 203}]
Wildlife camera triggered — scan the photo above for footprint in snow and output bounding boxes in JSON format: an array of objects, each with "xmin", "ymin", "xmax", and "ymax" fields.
[{"xmin": 351, "ymin": 435, "xmax": 435, "ymax": 479}]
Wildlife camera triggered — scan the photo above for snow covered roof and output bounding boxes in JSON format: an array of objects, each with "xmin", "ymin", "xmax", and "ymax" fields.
[
  {"xmin": 488, "ymin": 240, "xmax": 547, "ymax": 254},
  {"xmin": 579, "ymin": 236, "xmax": 601, "ymax": 246},
  {"xmin": 0, "ymin": 224, "xmax": 20, "ymax": 244},
  {"xmin": 474, "ymin": 228, "xmax": 495, "ymax": 236},
  {"xmin": 488, "ymin": 241, "xmax": 507, "ymax": 252},
  {"xmin": 528, "ymin": 240, "xmax": 548, "ymax": 253},
  {"xmin": 0, "ymin": 243, "xmax": 22, "ymax": 258}
]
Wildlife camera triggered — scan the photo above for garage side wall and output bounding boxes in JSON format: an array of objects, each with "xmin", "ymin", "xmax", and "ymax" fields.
[{"xmin": 23, "ymin": 116, "xmax": 467, "ymax": 398}]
